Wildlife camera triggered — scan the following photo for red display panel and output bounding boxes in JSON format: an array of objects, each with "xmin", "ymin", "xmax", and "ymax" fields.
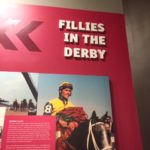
[{"xmin": 1, "ymin": 116, "xmax": 56, "ymax": 150}]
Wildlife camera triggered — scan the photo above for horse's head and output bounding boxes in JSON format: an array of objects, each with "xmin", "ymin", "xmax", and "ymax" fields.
[{"xmin": 88, "ymin": 111, "xmax": 113, "ymax": 150}]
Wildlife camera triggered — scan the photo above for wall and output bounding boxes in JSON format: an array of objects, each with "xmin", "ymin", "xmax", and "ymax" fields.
[
  {"xmin": 7, "ymin": 0, "xmax": 123, "ymax": 13},
  {"xmin": 123, "ymin": 0, "xmax": 150, "ymax": 149},
  {"xmin": 1, "ymin": 0, "xmax": 146, "ymax": 149}
]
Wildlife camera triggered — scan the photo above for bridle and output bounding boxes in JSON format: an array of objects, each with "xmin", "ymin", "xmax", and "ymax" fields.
[{"xmin": 86, "ymin": 119, "xmax": 112, "ymax": 150}]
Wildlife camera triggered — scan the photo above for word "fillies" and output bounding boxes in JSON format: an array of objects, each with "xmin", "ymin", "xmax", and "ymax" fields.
[{"xmin": 59, "ymin": 20, "xmax": 105, "ymax": 32}]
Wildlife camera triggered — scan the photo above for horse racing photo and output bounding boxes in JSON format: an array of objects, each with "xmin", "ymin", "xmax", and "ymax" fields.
[
  {"xmin": 0, "ymin": 71, "xmax": 38, "ymax": 116},
  {"xmin": 37, "ymin": 74, "xmax": 116, "ymax": 150}
]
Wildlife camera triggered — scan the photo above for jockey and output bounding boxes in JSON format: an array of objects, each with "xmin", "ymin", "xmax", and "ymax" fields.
[
  {"xmin": 43, "ymin": 82, "xmax": 88, "ymax": 150},
  {"xmin": 43, "ymin": 82, "xmax": 74, "ymax": 116}
]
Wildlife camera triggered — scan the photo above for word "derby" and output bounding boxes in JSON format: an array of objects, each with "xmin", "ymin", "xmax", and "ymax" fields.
[{"xmin": 64, "ymin": 47, "xmax": 106, "ymax": 60}]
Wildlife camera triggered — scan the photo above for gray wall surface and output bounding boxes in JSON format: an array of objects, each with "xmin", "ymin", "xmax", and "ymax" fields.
[
  {"xmin": 9, "ymin": 0, "xmax": 123, "ymax": 13},
  {"xmin": 123, "ymin": 0, "xmax": 150, "ymax": 149}
]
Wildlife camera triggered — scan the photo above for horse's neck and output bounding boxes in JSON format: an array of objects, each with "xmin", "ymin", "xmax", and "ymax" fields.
[{"xmin": 67, "ymin": 120, "xmax": 89, "ymax": 150}]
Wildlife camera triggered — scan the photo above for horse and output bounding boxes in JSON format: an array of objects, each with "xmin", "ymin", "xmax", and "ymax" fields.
[
  {"xmin": 12, "ymin": 99, "xmax": 19, "ymax": 111},
  {"xmin": 56, "ymin": 108, "xmax": 115, "ymax": 150},
  {"xmin": 65, "ymin": 111, "xmax": 114, "ymax": 150},
  {"xmin": 20, "ymin": 99, "xmax": 28, "ymax": 112}
]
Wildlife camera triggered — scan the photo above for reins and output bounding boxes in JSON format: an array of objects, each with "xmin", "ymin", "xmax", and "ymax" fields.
[
  {"xmin": 86, "ymin": 120, "xmax": 112, "ymax": 150},
  {"xmin": 87, "ymin": 119, "xmax": 101, "ymax": 150}
]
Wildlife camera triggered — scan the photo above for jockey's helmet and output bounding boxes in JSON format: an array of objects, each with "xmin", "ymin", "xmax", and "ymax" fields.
[{"xmin": 59, "ymin": 82, "xmax": 73, "ymax": 91}]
